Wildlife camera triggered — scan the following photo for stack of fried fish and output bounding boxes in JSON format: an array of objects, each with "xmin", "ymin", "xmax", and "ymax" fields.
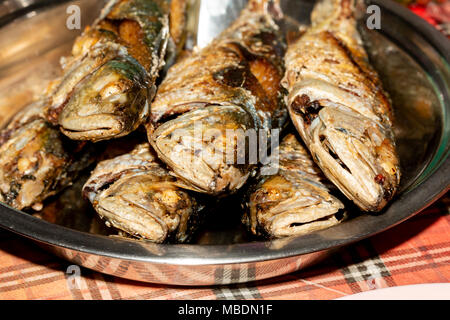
[{"xmin": 0, "ymin": 0, "xmax": 400, "ymax": 243}]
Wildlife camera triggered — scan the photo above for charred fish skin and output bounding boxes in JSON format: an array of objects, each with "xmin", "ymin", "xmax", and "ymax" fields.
[
  {"xmin": 46, "ymin": 0, "xmax": 172, "ymax": 142},
  {"xmin": 148, "ymin": 0, "xmax": 288, "ymax": 195},
  {"xmin": 0, "ymin": 101, "xmax": 95, "ymax": 211},
  {"xmin": 83, "ymin": 143, "xmax": 203, "ymax": 243},
  {"xmin": 282, "ymin": 0, "xmax": 400, "ymax": 212},
  {"xmin": 243, "ymin": 133, "xmax": 345, "ymax": 239}
]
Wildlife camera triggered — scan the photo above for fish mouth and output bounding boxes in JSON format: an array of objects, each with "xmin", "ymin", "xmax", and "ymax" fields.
[
  {"xmin": 269, "ymin": 207, "xmax": 345, "ymax": 238},
  {"xmin": 60, "ymin": 113, "xmax": 128, "ymax": 141},
  {"xmin": 150, "ymin": 105, "xmax": 256, "ymax": 195},
  {"xmin": 290, "ymin": 104, "xmax": 399, "ymax": 212},
  {"xmin": 265, "ymin": 186, "xmax": 345, "ymax": 238}
]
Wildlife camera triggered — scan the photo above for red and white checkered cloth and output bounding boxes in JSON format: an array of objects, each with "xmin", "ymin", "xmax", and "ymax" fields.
[{"xmin": 0, "ymin": 194, "xmax": 448, "ymax": 300}]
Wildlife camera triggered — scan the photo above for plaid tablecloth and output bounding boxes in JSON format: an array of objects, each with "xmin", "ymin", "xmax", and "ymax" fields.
[{"xmin": 0, "ymin": 194, "xmax": 448, "ymax": 300}]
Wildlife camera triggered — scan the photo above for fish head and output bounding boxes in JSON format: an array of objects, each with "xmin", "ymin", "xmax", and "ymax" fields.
[
  {"xmin": 150, "ymin": 104, "xmax": 257, "ymax": 195},
  {"xmin": 290, "ymin": 103, "xmax": 400, "ymax": 212},
  {"xmin": 58, "ymin": 56, "xmax": 150, "ymax": 142},
  {"xmin": 92, "ymin": 172, "xmax": 196, "ymax": 243}
]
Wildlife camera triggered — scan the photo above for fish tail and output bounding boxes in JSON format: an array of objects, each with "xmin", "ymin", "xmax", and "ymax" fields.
[{"xmin": 246, "ymin": 0, "xmax": 283, "ymax": 19}]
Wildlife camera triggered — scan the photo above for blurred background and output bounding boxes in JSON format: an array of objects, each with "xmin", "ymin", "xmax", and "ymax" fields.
[{"xmin": 396, "ymin": 0, "xmax": 449, "ymax": 37}]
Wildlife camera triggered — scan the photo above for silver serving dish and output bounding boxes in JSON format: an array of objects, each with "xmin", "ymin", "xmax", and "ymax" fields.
[{"xmin": 0, "ymin": 0, "xmax": 448, "ymax": 286}]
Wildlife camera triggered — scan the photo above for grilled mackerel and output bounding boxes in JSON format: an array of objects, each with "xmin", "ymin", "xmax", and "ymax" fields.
[
  {"xmin": 46, "ymin": 0, "xmax": 177, "ymax": 142},
  {"xmin": 243, "ymin": 133, "xmax": 345, "ymax": 238},
  {"xmin": 0, "ymin": 101, "xmax": 94, "ymax": 211},
  {"xmin": 83, "ymin": 143, "xmax": 203, "ymax": 243},
  {"xmin": 147, "ymin": 0, "xmax": 287, "ymax": 195},
  {"xmin": 282, "ymin": 0, "xmax": 400, "ymax": 212}
]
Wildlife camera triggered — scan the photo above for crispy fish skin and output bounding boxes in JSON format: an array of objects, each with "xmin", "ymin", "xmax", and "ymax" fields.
[
  {"xmin": 148, "ymin": 0, "xmax": 287, "ymax": 195},
  {"xmin": 282, "ymin": 0, "xmax": 400, "ymax": 212},
  {"xmin": 83, "ymin": 143, "xmax": 203, "ymax": 243},
  {"xmin": 0, "ymin": 101, "xmax": 94, "ymax": 211},
  {"xmin": 46, "ymin": 0, "xmax": 171, "ymax": 142},
  {"xmin": 243, "ymin": 134, "xmax": 345, "ymax": 238}
]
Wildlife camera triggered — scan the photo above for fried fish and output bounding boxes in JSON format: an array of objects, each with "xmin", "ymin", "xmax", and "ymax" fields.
[
  {"xmin": 282, "ymin": 0, "xmax": 400, "ymax": 212},
  {"xmin": 83, "ymin": 143, "xmax": 204, "ymax": 243},
  {"xmin": 243, "ymin": 133, "xmax": 345, "ymax": 238},
  {"xmin": 46, "ymin": 0, "xmax": 185, "ymax": 142}
]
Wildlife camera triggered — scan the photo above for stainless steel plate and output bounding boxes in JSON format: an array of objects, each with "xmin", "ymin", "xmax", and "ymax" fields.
[{"xmin": 0, "ymin": 0, "xmax": 448, "ymax": 286}]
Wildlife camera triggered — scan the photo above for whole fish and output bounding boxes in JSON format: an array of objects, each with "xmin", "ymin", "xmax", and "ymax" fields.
[
  {"xmin": 83, "ymin": 143, "xmax": 204, "ymax": 243},
  {"xmin": 243, "ymin": 133, "xmax": 345, "ymax": 238},
  {"xmin": 0, "ymin": 101, "xmax": 94, "ymax": 211},
  {"xmin": 148, "ymin": 0, "xmax": 287, "ymax": 195},
  {"xmin": 46, "ymin": 0, "xmax": 184, "ymax": 142},
  {"xmin": 282, "ymin": 0, "xmax": 400, "ymax": 212}
]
